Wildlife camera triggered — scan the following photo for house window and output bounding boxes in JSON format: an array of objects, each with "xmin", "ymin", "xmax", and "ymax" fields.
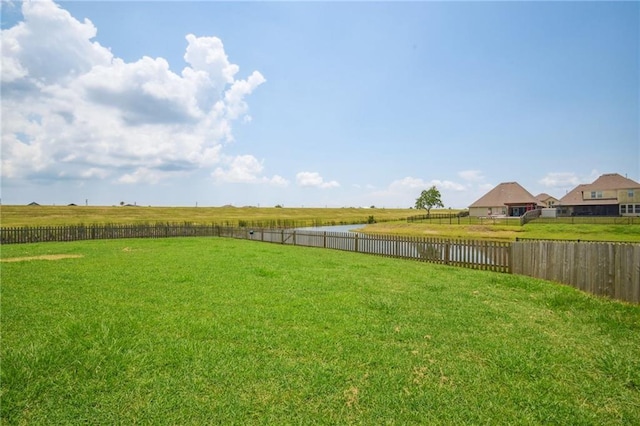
[
  {"xmin": 621, "ymin": 204, "xmax": 639, "ymax": 215},
  {"xmin": 629, "ymin": 190, "xmax": 635, "ymax": 198}
]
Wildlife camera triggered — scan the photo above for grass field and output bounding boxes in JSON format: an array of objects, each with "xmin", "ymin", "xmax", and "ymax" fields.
[
  {"xmin": 2, "ymin": 237, "xmax": 639, "ymax": 424},
  {"xmin": 2, "ymin": 205, "xmax": 638, "ymax": 242},
  {"xmin": 0, "ymin": 205, "xmax": 418, "ymax": 227},
  {"xmin": 356, "ymin": 222, "xmax": 640, "ymax": 242}
]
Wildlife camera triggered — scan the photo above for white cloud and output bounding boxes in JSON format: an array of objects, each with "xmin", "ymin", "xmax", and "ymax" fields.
[
  {"xmin": 118, "ymin": 168, "xmax": 171, "ymax": 185},
  {"xmin": 538, "ymin": 170, "xmax": 601, "ymax": 191},
  {"xmin": 389, "ymin": 176, "xmax": 427, "ymax": 190},
  {"xmin": 538, "ymin": 172, "xmax": 581, "ymax": 188},
  {"xmin": 1, "ymin": 0, "xmax": 112, "ymax": 85},
  {"xmin": 379, "ymin": 176, "xmax": 465, "ymax": 195},
  {"xmin": 213, "ymin": 155, "xmax": 288, "ymax": 186},
  {"xmin": 352, "ymin": 183, "xmax": 376, "ymax": 190},
  {"xmin": 81, "ymin": 167, "xmax": 110, "ymax": 180},
  {"xmin": 183, "ymin": 34, "xmax": 239, "ymax": 91},
  {"xmin": 1, "ymin": 0, "xmax": 266, "ymax": 186},
  {"xmin": 458, "ymin": 170, "xmax": 485, "ymax": 182},
  {"xmin": 364, "ymin": 176, "xmax": 471, "ymax": 209},
  {"xmin": 269, "ymin": 175, "xmax": 289, "ymax": 187},
  {"xmin": 428, "ymin": 179, "xmax": 466, "ymax": 191},
  {"xmin": 223, "ymin": 71, "xmax": 266, "ymax": 120},
  {"xmin": 296, "ymin": 172, "xmax": 340, "ymax": 189}
]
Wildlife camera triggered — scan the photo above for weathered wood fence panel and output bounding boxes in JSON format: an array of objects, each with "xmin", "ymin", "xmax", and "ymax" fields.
[
  {"xmin": 512, "ymin": 241, "xmax": 640, "ymax": 304},
  {"xmin": 1, "ymin": 225, "xmax": 638, "ymax": 303},
  {"xmin": 0, "ymin": 224, "xmax": 226, "ymax": 243}
]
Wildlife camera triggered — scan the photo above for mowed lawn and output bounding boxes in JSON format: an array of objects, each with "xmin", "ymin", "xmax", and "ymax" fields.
[{"xmin": 2, "ymin": 238, "xmax": 639, "ymax": 424}]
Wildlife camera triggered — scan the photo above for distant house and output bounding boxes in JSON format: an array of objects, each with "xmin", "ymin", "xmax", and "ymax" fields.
[
  {"xmin": 535, "ymin": 193, "xmax": 559, "ymax": 208},
  {"xmin": 469, "ymin": 182, "xmax": 541, "ymax": 217},
  {"xmin": 558, "ymin": 173, "xmax": 640, "ymax": 217},
  {"xmin": 28, "ymin": 202, "xmax": 40, "ymax": 206}
]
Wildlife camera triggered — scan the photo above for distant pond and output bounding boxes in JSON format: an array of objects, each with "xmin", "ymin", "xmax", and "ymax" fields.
[{"xmin": 293, "ymin": 224, "xmax": 366, "ymax": 233}]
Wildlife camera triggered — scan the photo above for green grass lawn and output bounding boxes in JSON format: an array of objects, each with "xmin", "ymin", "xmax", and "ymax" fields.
[
  {"xmin": 521, "ymin": 222, "xmax": 640, "ymax": 242},
  {"xmin": 357, "ymin": 222, "xmax": 640, "ymax": 242},
  {"xmin": 2, "ymin": 238, "xmax": 639, "ymax": 424}
]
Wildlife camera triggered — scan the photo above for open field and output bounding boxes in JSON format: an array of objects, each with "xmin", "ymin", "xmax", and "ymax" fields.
[
  {"xmin": 2, "ymin": 205, "xmax": 638, "ymax": 242},
  {"xmin": 2, "ymin": 238, "xmax": 639, "ymax": 424},
  {"xmin": 356, "ymin": 222, "xmax": 640, "ymax": 242},
  {"xmin": 0, "ymin": 205, "xmax": 418, "ymax": 227}
]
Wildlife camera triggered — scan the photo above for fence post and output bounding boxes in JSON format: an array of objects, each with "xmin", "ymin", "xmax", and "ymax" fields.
[
  {"xmin": 508, "ymin": 242, "xmax": 514, "ymax": 274},
  {"xmin": 354, "ymin": 233, "xmax": 359, "ymax": 252},
  {"xmin": 323, "ymin": 231, "xmax": 327, "ymax": 248},
  {"xmin": 444, "ymin": 241, "xmax": 450, "ymax": 265}
]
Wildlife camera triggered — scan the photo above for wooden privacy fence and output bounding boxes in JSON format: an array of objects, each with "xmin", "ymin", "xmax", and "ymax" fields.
[
  {"xmin": 512, "ymin": 241, "xmax": 640, "ymax": 304},
  {"xmin": 0, "ymin": 224, "xmax": 224, "ymax": 242},
  {"xmin": 1, "ymin": 224, "xmax": 638, "ymax": 303},
  {"xmin": 243, "ymin": 229, "xmax": 510, "ymax": 273}
]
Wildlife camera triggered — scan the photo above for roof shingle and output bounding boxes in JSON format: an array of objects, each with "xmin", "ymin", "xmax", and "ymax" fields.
[
  {"xmin": 469, "ymin": 182, "xmax": 539, "ymax": 208},
  {"xmin": 559, "ymin": 173, "xmax": 640, "ymax": 206}
]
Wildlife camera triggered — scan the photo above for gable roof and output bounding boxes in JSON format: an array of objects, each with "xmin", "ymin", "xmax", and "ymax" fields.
[
  {"xmin": 534, "ymin": 193, "xmax": 559, "ymax": 207},
  {"xmin": 469, "ymin": 182, "xmax": 540, "ymax": 208},
  {"xmin": 559, "ymin": 173, "xmax": 640, "ymax": 206},
  {"xmin": 535, "ymin": 193, "xmax": 557, "ymax": 201}
]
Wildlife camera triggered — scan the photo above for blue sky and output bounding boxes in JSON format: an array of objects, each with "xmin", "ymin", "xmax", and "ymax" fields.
[{"xmin": 1, "ymin": 0, "xmax": 638, "ymax": 208}]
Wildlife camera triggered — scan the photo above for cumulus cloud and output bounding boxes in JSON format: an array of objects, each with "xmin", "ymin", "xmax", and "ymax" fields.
[
  {"xmin": 385, "ymin": 177, "xmax": 466, "ymax": 192},
  {"xmin": 364, "ymin": 176, "xmax": 470, "ymax": 208},
  {"xmin": 213, "ymin": 155, "xmax": 288, "ymax": 186},
  {"xmin": 538, "ymin": 172, "xmax": 581, "ymax": 188},
  {"xmin": 388, "ymin": 177, "xmax": 427, "ymax": 190},
  {"xmin": 1, "ymin": 0, "xmax": 266, "ymax": 185},
  {"xmin": 1, "ymin": 0, "xmax": 112, "ymax": 86},
  {"xmin": 296, "ymin": 172, "xmax": 340, "ymax": 189}
]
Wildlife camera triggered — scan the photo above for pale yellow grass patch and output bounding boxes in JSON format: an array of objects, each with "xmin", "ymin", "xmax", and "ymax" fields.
[
  {"xmin": 1, "ymin": 254, "xmax": 84, "ymax": 263},
  {"xmin": 344, "ymin": 386, "xmax": 359, "ymax": 408}
]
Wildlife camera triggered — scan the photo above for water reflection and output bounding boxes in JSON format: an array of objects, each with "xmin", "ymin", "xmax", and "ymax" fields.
[{"xmin": 294, "ymin": 224, "xmax": 366, "ymax": 233}]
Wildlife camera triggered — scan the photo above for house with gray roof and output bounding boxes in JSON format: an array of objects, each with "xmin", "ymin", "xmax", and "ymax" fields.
[
  {"xmin": 557, "ymin": 173, "xmax": 640, "ymax": 216},
  {"xmin": 468, "ymin": 182, "xmax": 541, "ymax": 217}
]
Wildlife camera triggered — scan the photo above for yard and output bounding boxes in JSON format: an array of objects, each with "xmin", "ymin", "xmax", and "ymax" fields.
[
  {"xmin": 2, "ymin": 237, "xmax": 639, "ymax": 424},
  {"xmin": 355, "ymin": 221, "xmax": 640, "ymax": 242}
]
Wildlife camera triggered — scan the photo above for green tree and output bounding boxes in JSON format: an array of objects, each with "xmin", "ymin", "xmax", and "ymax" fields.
[{"xmin": 415, "ymin": 186, "xmax": 444, "ymax": 217}]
